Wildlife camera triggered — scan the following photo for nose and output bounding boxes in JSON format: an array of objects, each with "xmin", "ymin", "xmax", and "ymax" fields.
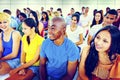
[{"xmin": 96, "ymin": 39, "xmax": 103, "ymax": 46}]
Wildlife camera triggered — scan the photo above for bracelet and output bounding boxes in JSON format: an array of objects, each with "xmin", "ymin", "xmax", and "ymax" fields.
[{"xmin": 21, "ymin": 63, "xmax": 24, "ymax": 65}]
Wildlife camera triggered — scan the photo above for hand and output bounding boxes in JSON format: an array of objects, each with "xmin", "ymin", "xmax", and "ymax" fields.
[
  {"xmin": 9, "ymin": 69, "xmax": 19, "ymax": 76},
  {"xmin": 18, "ymin": 69, "xmax": 26, "ymax": 76}
]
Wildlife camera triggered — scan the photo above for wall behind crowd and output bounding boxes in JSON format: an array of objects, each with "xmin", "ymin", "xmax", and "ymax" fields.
[{"xmin": 0, "ymin": 0, "xmax": 119, "ymax": 17}]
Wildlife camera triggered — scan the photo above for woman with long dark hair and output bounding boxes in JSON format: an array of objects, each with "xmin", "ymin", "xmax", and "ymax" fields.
[
  {"xmin": 77, "ymin": 25, "xmax": 120, "ymax": 80},
  {"xmin": 7, "ymin": 18, "xmax": 44, "ymax": 80}
]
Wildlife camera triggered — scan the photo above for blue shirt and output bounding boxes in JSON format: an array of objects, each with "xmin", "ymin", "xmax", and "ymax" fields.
[
  {"xmin": 40, "ymin": 38, "xmax": 79, "ymax": 78},
  {"xmin": 1, "ymin": 31, "xmax": 21, "ymax": 59}
]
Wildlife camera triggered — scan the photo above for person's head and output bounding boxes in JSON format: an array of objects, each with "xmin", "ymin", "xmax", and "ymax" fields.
[
  {"xmin": 71, "ymin": 13, "xmax": 80, "ymax": 24},
  {"xmin": 22, "ymin": 18, "xmax": 38, "ymax": 36},
  {"xmin": 81, "ymin": 6, "xmax": 85, "ymax": 12},
  {"xmin": 103, "ymin": 9, "xmax": 118, "ymax": 26},
  {"xmin": 106, "ymin": 7, "xmax": 110, "ymax": 13},
  {"xmin": 53, "ymin": 11, "xmax": 59, "ymax": 17},
  {"xmin": 50, "ymin": 7, "xmax": 53, "ymax": 12},
  {"xmin": 19, "ymin": 12, "xmax": 27, "ymax": 22},
  {"xmin": 48, "ymin": 17, "xmax": 66, "ymax": 41},
  {"xmin": 85, "ymin": 7, "xmax": 89, "ymax": 14},
  {"xmin": 29, "ymin": 10, "xmax": 39, "ymax": 27},
  {"xmin": 91, "ymin": 10, "xmax": 103, "ymax": 27},
  {"xmin": 41, "ymin": 11, "xmax": 49, "ymax": 21},
  {"xmin": 0, "ymin": 12, "xmax": 11, "ymax": 31},
  {"xmin": 70, "ymin": 8, "xmax": 75, "ymax": 15},
  {"xmin": 41, "ymin": 7, "xmax": 44, "ymax": 11},
  {"xmin": 3, "ymin": 9, "xmax": 12, "ymax": 15},
  {"xmin": 94, "ymin": 25, "xmax": 120, "ymax": 54},
  {"xmin": 85, "ymin": 25, "xmax": 120, "ymax": 78},
  {"xmin": 117, "ymin": 9, "xmax": 120, "ymax": 17}
]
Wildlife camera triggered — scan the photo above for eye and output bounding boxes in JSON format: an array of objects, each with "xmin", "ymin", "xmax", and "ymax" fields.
[
  {"xmin": 3, "ymin": 21, "xmax": 7, "ymax": 23},
  {"xmin": 103, "ymin": 39, "xmax": 108, "ymax": 43},
  {"xmin": 96, "ymin": 36, "xmax": 100, "ymax": 39}
]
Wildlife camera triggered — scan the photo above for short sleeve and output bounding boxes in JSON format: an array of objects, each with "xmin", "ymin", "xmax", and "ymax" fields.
[
  {"xmin": 67, "ymin": 41, "xmax": 80, "ymax": 61},
  {"xmin": 40, "ymin": 40, "xmax": 46, "ymax": 58}
]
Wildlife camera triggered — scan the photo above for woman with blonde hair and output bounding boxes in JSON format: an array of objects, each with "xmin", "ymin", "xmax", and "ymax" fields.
[{"xmin": 0, "ymin": 12, "xmax": 21, "ymax": 75}]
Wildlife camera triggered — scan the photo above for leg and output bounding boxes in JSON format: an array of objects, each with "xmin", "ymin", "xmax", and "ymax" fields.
[{"xmin": 0, "ymin": 62, "xmax": 11, "ymax": 75}]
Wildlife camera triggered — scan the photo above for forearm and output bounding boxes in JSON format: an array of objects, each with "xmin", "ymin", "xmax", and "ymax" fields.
[
  {"xmin": 0, "ymin": 53, "xmax": 16, "ymax": 60},
  {"xmin": 40, "ymin": 65, "xmax": 47, "ymax": 80}
]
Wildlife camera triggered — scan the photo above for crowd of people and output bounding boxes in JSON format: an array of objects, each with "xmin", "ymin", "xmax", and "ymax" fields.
[{"xmin": 0, "ymin": 6, "xmax": 120, "ymax": 80}]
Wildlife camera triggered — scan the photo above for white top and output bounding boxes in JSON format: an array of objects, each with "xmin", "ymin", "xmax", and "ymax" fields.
[
  {"xmin": 66, "ymin": 25, "xmax": 83, "ymax": 45},
  {"xmin": 89, "ymin": 24, "xmax": 103, "ymax": 37}
]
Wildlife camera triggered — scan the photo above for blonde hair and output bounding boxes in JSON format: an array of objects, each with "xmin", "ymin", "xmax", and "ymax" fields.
[{"xmin": 0, "ymin": 12, "xmax": 10, "ymax": 22}]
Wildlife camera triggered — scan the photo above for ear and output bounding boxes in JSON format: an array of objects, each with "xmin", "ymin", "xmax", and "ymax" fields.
[{"xmin": 32, "ymin": 27, "xmax": 35, "ymax": 31}]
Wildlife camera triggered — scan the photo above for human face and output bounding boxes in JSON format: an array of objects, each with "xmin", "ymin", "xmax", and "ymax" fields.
[
  {"xmin": 48, "ymin": 21, "xmax": 63, "ymax": 41},
  {"xmin": 95, "ymin": 13, "xmax": 101, "ymax": 22},
  {"xmin": 22, "ymin": 22, "xmax": 31, "ymax": 36},
  {"xmin": 0, "ymin": 20, "xmax": 9, "ymax": 31},
  {"xmin": 42, "ymin": 13, "xmax": 46, "ymax": 19},
  {"xmin": 71, "ymin": 16, "xmax": 77, "ymax": 24},
  {"xmin": 103, "ymin": 13, "xmax": 117, "ymax": 26},
  {"xmin": 94, "ymin": 30, "xmax": 111, "ymax": 52}
]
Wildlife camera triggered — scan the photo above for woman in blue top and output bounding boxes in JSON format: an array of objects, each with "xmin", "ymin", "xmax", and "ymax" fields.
[{"xmin": 0, "ymin": 12, "xmax": 21, "ymax": 75}]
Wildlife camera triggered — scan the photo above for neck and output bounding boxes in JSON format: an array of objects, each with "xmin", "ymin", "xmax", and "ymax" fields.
[
  {"xmin": 29, "ymin": 32, "xmax": 36, "ymax": 40},
  {"xmin": 54, "ymin": 36, "xmax": 64, "ymax": 46},
  {"xmin": 4, "ymin": 27, "xmax": 13, "ymax": 35}
]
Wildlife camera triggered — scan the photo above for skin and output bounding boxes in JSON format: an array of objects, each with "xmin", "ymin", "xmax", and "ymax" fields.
[
  {"xmin": 95, "ymin": 12, "xmax": 101, "ymax": 23},
  {"xmin": 0, "ymin": 19, "xmax": 21, "ymax": 75},
  {"xmin": 40, "ymin": 18, "xmax": 78, "ymax": 80},
  {"xmin": 9, "ymin": 22, "xmax": 40, "ymax": 80},
  {"xmin": 87, "ymin": 13, "xmax": 117, "ymax": 45},
  {"xmin": 78, "ymin": 30, "xmax": 111, "ymax": 80},
  {"xmin": 66, "ymin": 16, "xmax": 83, "ymax": 46}
]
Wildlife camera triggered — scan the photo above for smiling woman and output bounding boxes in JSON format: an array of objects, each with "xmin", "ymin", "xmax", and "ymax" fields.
[{"xmin": 0, "ymin": 12, "xmax": 21, "ymax": 75}]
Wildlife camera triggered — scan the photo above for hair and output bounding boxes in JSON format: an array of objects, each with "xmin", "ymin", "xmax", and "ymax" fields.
[
  {"xmin": 90, "ymin": 10, "xmax": 103, "ymax": 27},
  {"xmin": 30, "ymin": 11, "xmax": 39, "ymax": 27},
  {"xmin": 3, "ymin": 9, "xmax": 11, "ymax": 15},
  {"xmin": 52, "ymin": 17, "xmax": 66, "ymax": 28},
  {"xmin": 23, "ymin": 18, "xmax": 39, "ymax": 44},
  {"xmin": 85, "ymin": 25, "xmax": 120, "ymax": 79},
  {"xmin": 0, "ymin": 12, "xmax": 10, "ymax": 22},
  {"xmin": 72, "ymin": 13, "xmax": 80, "ymax": 23},
  {"xmin": 41, "ymin": 11, "xmax": 49, "ymax": 21},
  {"xmin": 104, "ymin": 9, "xmax": 118, "ymax": 18},
  {"xmin": 19, "ymin": 12, "xmax": 27, "ymax": 18}
]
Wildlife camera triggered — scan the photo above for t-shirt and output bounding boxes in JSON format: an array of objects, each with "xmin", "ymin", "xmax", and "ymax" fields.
[
  {"xmin": 40, "ymin": 38, "xmax": 79, "ymax": 78},
  {"xmin": 22, "ymin": 33, "xmax": 44, "ymax": 66},
  {"xmin": 89, "ymin": 24, "xmax": 103, "ymax": 37},
  {"xmin": 66, "ymin": 25, "xmax": 83, "ymax": 46}
]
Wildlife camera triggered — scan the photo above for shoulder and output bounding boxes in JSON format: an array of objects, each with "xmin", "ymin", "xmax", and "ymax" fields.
[
  {"xmin": 12, "ymin": 30, "xmax": 21, "ymax": 39},
  {"xmin": 36, "ymin": 34, "xmax": 44, "ymax": 42}
]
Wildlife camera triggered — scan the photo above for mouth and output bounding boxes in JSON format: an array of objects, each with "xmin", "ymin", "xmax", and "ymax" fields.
[{"xmin": 95, "ymin": 44, "xmax": 102, "ymax": 50}]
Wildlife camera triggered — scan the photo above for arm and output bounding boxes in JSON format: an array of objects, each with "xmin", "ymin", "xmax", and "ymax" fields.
[
  {"xmin": 40, "ymin": 57, "xmax": 47, "ymax": 80},
  {"xmin": 62, "ymin": 60, "xmax": 78, "ymax": 80},
  {"xmin": 20, "ymin": 43, "xmax": 26, "ymax": 64},
  {"xmin": 87, "ymin": 34, "xmax": 93, "ymax": 45},
  {"xmin": 0, "ymin": 33, "xmax": 3, "ymax": 58},
  {"xmin": 38, "ymin": 22, "xmax": 44, "ymax": 35},
  {"xmin": 0, "ymin": 31, "xmax": 21, "ymax": 60},
  {"xmin": 10, "ymin": 45, "xmax": 40, "ymax": 75},
  {"xmin": 76, "ymin": 33, "xmax": 83, "ymax": 46},
  {"xmin": 77, "ymin": 46, "xmax": 90, "ymax": 80}
]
